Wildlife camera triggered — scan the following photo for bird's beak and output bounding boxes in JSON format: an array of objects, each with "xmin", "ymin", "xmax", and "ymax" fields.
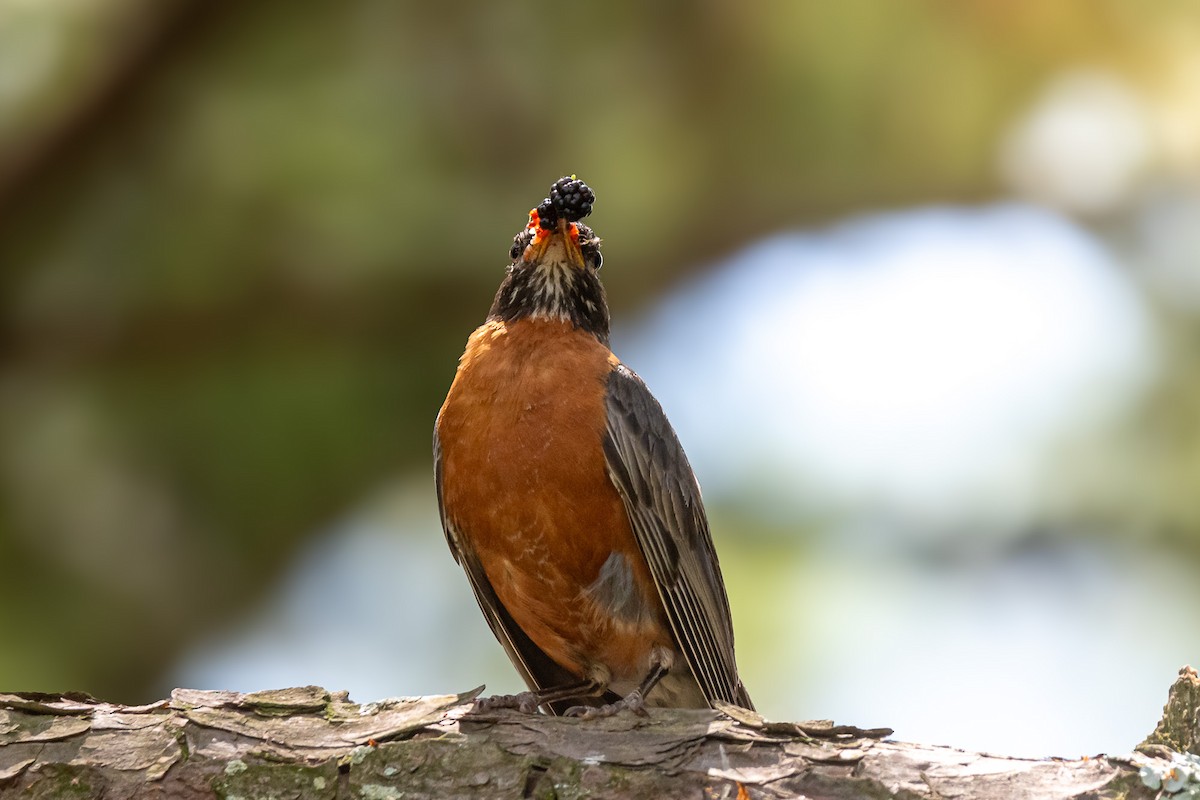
[{"xmin": 523, "ymin": 216, "xmax": 586, "ymax": 269}]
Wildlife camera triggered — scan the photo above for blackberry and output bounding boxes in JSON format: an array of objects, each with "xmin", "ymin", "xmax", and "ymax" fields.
[
  {"xmin": 548, "ymin": 176, "xmax": 595, "ymax": 222},
  {"xmin": 536, "ymin": 198, "xmax": 557, "ymax": 230}
]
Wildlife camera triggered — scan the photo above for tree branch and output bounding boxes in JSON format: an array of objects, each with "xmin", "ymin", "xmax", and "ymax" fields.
[{"xmin": 3, "ymin": 671, "xmax": 1196, "ymax": 799}]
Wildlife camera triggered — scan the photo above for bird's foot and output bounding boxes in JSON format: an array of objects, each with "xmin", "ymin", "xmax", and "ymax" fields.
[
  {"xmin": 473, "ymin": 691, "xmax": 541, "ymax": 714},
  {"xmin": 564, "ymin": 689, "xmax": 649, "ymax": 720}
]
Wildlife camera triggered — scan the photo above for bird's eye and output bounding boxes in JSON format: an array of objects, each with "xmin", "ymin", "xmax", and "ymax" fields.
[
  {"xmin": 590, "ymin": 250, "xmax": 603, "ymax": 270},
  {"xmin": 509, "ymin": 231, "xmax": 531, "ymax": 261}
]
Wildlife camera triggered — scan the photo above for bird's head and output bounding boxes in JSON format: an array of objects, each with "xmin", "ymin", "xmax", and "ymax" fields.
[
  {"xmin": 508, "ymin": 176, "xmax": 603, "ymax": 272},
  {"xmin": 489, "ymin": 176, "xmax": 610, "ymax": 342}
]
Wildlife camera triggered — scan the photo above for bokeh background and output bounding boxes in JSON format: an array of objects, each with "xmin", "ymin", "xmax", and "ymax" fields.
[{"xmin": 2, "ymin": 0, "xmax": 1199, "ymax": 758}]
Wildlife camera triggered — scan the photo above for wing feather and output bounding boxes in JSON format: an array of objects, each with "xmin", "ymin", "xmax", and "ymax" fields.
[{"xmin": 602, "ymin": 365, "xmax": 753, "ymax": 709}]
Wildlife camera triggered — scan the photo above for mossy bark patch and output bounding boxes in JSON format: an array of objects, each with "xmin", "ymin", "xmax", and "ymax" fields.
[{"xmin": 1140, "ymin": 666, "xmax": 1200, "ymax": 757}]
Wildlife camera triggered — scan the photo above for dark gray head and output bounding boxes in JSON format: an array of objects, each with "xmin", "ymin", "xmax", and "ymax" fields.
[{"xmin": 488, "ymin": 177, "xmax": 609, "ymax": 343}]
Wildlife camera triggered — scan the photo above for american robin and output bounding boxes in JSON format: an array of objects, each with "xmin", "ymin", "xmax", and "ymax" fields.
[{"xmin": 434, "ymin": 177, "xmax": 752, "ymax": 716}]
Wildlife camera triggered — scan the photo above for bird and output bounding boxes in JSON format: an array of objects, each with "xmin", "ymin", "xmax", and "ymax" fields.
[{"xmin": 434, "ymin": 176, "xmax": 752, "ymax": 716}]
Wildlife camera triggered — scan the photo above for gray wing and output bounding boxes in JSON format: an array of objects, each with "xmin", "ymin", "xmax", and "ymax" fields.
[
  {"xmin": 602, "ymin": 365, "xmax": 753, "ymax": 709},
  {"xmin": 434, "ymin": 427, "xmax": 600, "ymax": 714}
]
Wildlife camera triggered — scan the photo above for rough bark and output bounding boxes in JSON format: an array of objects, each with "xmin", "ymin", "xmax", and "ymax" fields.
[{"xmin": 2, "ymin": 669, "xmax": 1197, "ymax": 799}]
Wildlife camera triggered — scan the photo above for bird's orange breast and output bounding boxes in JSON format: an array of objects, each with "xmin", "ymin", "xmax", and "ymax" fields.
[{"xmin": 436, "ymin": 317, "xmax": 668, "ymax": 680}]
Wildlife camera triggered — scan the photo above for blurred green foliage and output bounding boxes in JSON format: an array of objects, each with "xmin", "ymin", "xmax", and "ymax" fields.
[{"xmin": 1, "ymin": 0, "xmax": 1198, "ymax": 701}]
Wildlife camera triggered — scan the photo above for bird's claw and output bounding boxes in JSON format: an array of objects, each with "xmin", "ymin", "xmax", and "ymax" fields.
[
  {"xmin": 564, "ymin": 690, "xmax": 648, "ymax": 719},
  {"xmin": 473, "ymin": 692, "xmax": 541, "ymax": 714}
]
